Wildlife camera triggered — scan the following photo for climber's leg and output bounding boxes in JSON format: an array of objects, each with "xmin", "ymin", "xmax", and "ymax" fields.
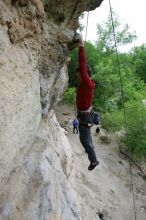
[{"xmin": 79, "ymin": 125, "xmax": 98, "ymax": 163}]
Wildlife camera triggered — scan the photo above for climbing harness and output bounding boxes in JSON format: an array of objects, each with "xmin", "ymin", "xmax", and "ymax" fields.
[{"xmin": 108, "ymin": 0, "xmax": 137, "ymax": 219}]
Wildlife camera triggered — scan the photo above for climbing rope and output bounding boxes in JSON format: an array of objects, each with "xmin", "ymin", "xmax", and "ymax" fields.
[
  {"xmin": 108, "ymin": 0, "xmax": 137, "ymax": 219},
  {"xmin": 85, "ymin": 11, "xmax": 90, "ymax": 41}
]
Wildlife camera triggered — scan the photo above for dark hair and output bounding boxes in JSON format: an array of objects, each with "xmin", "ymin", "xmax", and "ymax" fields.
[{"xmin": 76, "ymin": 64, "xmax": 92, "ymax": 77}]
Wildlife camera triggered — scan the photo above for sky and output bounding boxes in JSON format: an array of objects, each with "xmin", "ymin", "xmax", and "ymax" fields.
[{"xmin": 82, "ymin": 0, "xmax": 146, "ymax": 51}]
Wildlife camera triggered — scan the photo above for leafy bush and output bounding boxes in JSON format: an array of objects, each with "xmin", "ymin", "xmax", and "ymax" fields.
[
  {"xmin": 63, "ymin": 87, "xmax": 76, "ymax": 104},
  {"xmin": 102, "ymin": 110, "xmax": 124, "ymax": 132},
  {"xmin": 103, "ymin": 101, "xmax": 146, "ymax": 159},
  {"xmin": 121, "ymin": 101, "xmax": 146, "ymax": 159}
]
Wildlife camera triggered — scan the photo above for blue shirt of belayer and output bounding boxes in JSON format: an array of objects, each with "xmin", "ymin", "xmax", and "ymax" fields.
[{"xmin": 73, "ymin": 119, "xmax": 79, "ymax": 128}]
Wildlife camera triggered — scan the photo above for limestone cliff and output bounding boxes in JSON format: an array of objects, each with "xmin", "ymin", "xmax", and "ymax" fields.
[{"xmin": 0, "ymin": 1, "xmax": 103, "ymax": 219}]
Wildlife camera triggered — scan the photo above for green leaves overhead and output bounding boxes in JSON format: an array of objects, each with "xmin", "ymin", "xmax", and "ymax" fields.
[
  {"xmin": 96, "ymin": 11, "xmax": 137, "ymax": 53},
  {"xmin": 130, "ymin": 44, "xmax": 146, "ymax": 83}
]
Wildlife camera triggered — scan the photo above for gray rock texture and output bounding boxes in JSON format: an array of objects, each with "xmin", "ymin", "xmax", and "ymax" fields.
[{"xmin": 0, "ymin": 0, "xmax": 103, "ymax": 219}]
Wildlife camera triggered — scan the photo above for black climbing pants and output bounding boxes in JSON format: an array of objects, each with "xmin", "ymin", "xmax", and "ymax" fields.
[{"xmin": 79, "ymin": 124, "xmax": 97, "ymax": 163}]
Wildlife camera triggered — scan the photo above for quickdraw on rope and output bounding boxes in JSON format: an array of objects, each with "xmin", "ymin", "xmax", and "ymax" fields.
[{"xmin": 108, "ymin": 0, "xmax": 137, "ymax": 219}]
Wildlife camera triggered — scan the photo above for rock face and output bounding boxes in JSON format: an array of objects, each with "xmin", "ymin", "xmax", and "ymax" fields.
[{"xmin": 0, "ymin": 0, "xmax": 103, "ymax": 219}]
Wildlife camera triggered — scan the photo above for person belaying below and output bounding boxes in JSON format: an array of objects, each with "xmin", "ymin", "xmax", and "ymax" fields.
[
  {"xmin": 76, "ymin": 34, "xmax": 99, "ymax": 171},
  {"xmin": 73, "ymin": 118, "xmax": 79, "ymax": 134}
]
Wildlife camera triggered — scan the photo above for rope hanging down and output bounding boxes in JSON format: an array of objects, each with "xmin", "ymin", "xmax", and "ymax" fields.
[
  {"xmin": 85, "ymin": 11, "xmax": 90, "ymax": 41},
  {"xmin": 108, "ymin": 1, "xmax": 137, "ymax": 220}
]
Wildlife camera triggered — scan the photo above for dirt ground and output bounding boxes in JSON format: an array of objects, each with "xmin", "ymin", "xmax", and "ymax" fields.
[{"xmin": 54, "ymin": 102, "xmax": 146, "ymax": 220}]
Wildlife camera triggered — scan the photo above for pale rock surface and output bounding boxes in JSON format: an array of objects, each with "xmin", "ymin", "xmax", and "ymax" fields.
[
  {"xmin": 0, "ymin": 21, "xmax": 42, "ymax": 182},
  {"xmin": 0, "ymin": 111, "xmax": 83, "ymax": 220}
]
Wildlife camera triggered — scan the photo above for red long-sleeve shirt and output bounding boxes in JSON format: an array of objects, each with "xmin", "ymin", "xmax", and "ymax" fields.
[{"xmin": 76, "ymin": 46, "xmax": 95, "ymax": 111}]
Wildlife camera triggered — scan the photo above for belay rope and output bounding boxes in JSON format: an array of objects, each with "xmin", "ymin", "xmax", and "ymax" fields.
[
  {"xmin": 108, "ymin": 0, "xmax": 137, "ymax": 219},
  {"xmin": 85, "ymin": 11, "xmax": 90, "ymax": 41}
]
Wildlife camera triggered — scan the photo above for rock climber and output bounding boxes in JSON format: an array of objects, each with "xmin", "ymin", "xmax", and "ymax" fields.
[{"xmin": 76, "ymin": 34, "xmax": 99, "ymax": 171}]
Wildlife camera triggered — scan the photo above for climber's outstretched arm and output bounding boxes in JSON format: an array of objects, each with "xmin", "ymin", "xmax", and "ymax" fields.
[{"xmin": 78, "ymin": 35, "xmax": 91, "ymax": 85}]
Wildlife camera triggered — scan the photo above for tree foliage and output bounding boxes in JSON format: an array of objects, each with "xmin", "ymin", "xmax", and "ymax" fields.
[
  {"xmin": 96, "ymin": 11, "xmax": 137, "ymax": 54},
  {"xmin": 130, "ymin": 44, "xmax": 146, "ymax": 83},
  {"xmin": 121, "ymin": 101, "xmax": 146, "ymax": 160}
]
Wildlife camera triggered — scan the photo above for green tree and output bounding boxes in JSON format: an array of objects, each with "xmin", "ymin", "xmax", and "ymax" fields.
[
  {"xmin": 68, "ymin": 47, "xmax": 79, "ymax": 87},
  {"xmin": 96, "ymin": 11, "xmax": 137, "ymax": 54},
  {"xmin": 93, "ymin": 11, "xmax": 139, "ymax": 112},
  {"xmin": 92, "ymin": 54, "xmax": 145, "ymax": 112},
  {"xmin": 131, "ymin": 44, "xmax": 146, "ymax": 83}
]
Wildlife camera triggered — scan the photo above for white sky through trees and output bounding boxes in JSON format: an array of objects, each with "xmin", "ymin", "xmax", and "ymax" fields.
[{"xmin": 82, "ymin": 0, "xmax": 146, "ymax": 51}]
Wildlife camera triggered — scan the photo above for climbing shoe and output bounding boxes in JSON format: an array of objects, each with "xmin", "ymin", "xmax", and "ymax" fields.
[{"xmin": 88, "ymin": 161, "xmax": 99, "ymax": 171}]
